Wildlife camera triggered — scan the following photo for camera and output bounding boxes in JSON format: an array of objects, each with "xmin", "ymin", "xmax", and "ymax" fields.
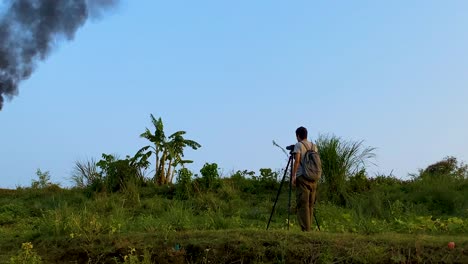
[{"xmin": 286, "ymin": 144, "xmax": 295, "ymax": 154}]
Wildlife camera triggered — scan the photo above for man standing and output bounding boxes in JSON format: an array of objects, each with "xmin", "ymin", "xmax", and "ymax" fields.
[{"xmin": 291, "ymin": 126, "xmax": 318, "ymax": 232}]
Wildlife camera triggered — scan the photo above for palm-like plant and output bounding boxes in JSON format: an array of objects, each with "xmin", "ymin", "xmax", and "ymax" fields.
[
  {"xmin": 316, "ymin": 134, "xmax": 376, "ymax": 205},
  {"xmin": 138, "ymin": 114, "xmax": 201, "ymax": 185},
  {"xmin": 166, "ymin": 131, "xmax": 201, "ymax": 183},
  {"xmin": 136, "ymin": 114, "xmax": 166, "ymax": 185},
  {"xmin": 138, "ymin": 114, "xmax": 166, "ymax": 184}
]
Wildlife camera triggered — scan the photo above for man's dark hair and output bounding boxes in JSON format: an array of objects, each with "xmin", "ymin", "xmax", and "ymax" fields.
[{"xmin": 296, "ymin": 126, "xmax": 308, "ymax": 140}]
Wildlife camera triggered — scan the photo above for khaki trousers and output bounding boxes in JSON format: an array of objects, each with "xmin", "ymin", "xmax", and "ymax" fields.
[{"xmin": 296, "ymin": 176, "xmax": 318, "ymax": 232}]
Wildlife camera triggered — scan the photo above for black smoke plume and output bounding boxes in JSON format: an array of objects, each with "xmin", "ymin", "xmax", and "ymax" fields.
[{"xmin": 0, "ymin": 0, "xmax": 118, "ymax": 110}]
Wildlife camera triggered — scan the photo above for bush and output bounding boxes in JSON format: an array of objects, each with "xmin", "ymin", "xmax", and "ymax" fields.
[
  {"xmin": 97, "ymin": 154, "xmax": 145, "ymax": 193},
  {"xmin": 420, "ymin": 156, "xmax": 468, "ymax": 179},
  {"xmin": 0, "ymin": 203, "xmax": 28, "ymax": 225},
  {"xmin": 229, "ymin": 170, "xmax": 256, "ymax": 193},
  {"xmin": 408, "ymin": 177, "xmax": 465, "ymax": 215},
  {"xmin": 257, "ymin": 168, "xmax": 279, "ymax": 191},
  {"xmin": 227, "ymin": 169, "xmax": 280, "ymax": 194},
  {"xmin": 369, "ymin": 175, "xmax": 404, "ymax": 187},
  {"xmin": 199, "ymin": 163, "xmax": 221, "ymax": 190},
  {"xmin": 175, "ymin": 168, "xmax": 193, "ymax": 199},
  {"xmin": 348, "ymin": 169, "xmax": 371, "ymax": 194},
  {"xmin": 10, "ymin": 242, "xmax": 42, "ymax": 264},
  {"xmin": 407, "ymin": 157, "xmax": 468, "ymax": 215},
  {"xmin": 31, "ymin": 169, "xmax": 57, "ymax": 189}
]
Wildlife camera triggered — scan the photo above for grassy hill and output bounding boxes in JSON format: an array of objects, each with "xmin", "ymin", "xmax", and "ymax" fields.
[{"xmin": 1, "ymin": 174, "xmax": 467, "ymax": 264}]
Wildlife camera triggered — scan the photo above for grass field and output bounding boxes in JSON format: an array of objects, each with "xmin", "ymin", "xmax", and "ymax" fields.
[
  {"xmin": 1, "ymin": 180, "xmax": 467, "ymax": 263},
  {"xmin": 2, "ymin": 135, "xmax": 467, "ymax": 263}
]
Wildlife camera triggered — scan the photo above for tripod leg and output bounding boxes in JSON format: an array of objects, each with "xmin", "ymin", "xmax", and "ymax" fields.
[
  {"xmin": 287, "ymin": 155, "xmax": 293, "ymax": 230},
  {"xmin": 313, "ymin": 197, "xmax": 321, "ymax": 231},
  {"xmin": 314, "ymin": 211, "xmax": 320, "ymax": 231},
  {"xmin": 267, "ymin": 155, "xmax": 292, "ymax": 230}
]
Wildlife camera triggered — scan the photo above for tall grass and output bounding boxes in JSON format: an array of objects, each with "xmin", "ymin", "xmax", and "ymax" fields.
[
  {"xmin": 71, "ymin": 158, "xmax": 100, "ymax": 188},
  {"xmin": 316, "ymin": 134, "xmax": 376, "ymax": 205}
]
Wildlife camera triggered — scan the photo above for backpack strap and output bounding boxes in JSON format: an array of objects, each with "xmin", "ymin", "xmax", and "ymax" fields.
[
  {"xmin": 299, "ymin": 141, "xmax": 311, "ymax": 167},
  {"xmin": 300, "ymin": 141, "xmax": 311, "ymax": 151}
]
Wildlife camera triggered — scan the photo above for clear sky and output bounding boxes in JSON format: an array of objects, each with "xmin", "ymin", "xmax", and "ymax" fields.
[{"xmin": 1, "ymin": 0, "xmax": 467, "ymax": 188}]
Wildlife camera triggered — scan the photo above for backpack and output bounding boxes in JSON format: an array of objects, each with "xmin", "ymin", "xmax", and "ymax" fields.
[{"xmin": 300, "ymin": 141, "xmax": 322, "ymax": 182}]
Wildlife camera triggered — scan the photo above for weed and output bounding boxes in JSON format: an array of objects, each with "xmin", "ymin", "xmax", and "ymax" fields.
[{"xmin": 9, "ymin": 242, "xmax": 42, "ymax": 264}]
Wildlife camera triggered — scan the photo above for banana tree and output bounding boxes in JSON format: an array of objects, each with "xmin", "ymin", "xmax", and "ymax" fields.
[
  {"xmin": 165, "ymin": 131, "xmax": 201, "ymax": 184},
  {"xmin": 138, "ymin": 114, "xmax": 201, "ymax": 185},
  {"xmin": 138, "ymin": 114, "xmax": 166, "ymax": 184}
]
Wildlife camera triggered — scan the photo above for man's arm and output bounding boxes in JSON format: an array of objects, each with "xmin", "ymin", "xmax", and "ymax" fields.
[{"xmin": 292, "ymin": 151, "xmax": 301, "ymax": 185}]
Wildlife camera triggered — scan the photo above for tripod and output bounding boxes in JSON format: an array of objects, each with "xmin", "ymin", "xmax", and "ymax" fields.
[{"xmin": 266, "ymin": 153, "xmax": 321, "ymax": 231}]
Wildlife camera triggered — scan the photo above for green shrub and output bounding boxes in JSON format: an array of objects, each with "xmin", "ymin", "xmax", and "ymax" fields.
[
  {"xmin": 97, "ymin": 154, "xmax": 145, "ymax": 193},
  {"xmin": 369, "ymin": 175, "xmax": 404, "ymax": 187},
  {"xmin": 9, "ymin": 242, "xmax": 42, "ymax": 264},
  {"xmin": 257, "ymin": 168, "xmax": 279, "ymax": 191},
  {"xmin": 120, "ymin": 247, "xmax": 152, "ymax": 264},
  {"xmin": 0, "ymin": 204, "xmax": 28, "ymax": 225},
  {"xmin": 348, "ymin": 169, "xmax": 371, "ymax": 193},
  {"xmin": 420, "ymin": 156, "xmax": 468, "ymax": 179},
  {"xmin": 31, "ymin": 169, "xmax": 58, "ymax": 189},
  {"xmin": 175, "ymin": 168, "xmax": 193, "ymax": 199},
  {"xmin": 229, "ymin": 170, "xmax": 256, "ymax": 193},
  {"xmin": 407, "ymin": 158, "xmax": 468, "ymax": 216},
  {"xmin": 228, "ymin": 169, "xmax": 280, "ymax": 194},
  {"xmin": 199, "ymin": 163, "xmax": 221, "ymax": 190}
]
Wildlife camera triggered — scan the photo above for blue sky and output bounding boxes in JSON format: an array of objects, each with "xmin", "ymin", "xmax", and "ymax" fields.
[{"xmin": 1, "ymin": 0, "xmax": 467, "ymax": 188}]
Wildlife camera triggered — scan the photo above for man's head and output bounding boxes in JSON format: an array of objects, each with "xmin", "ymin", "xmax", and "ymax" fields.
[{"xmin": 296, "ymin": 126, "xmax": 308, "ymax": 141}]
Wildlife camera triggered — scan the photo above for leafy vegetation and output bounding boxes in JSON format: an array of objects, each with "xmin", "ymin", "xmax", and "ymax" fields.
[
  {"xmin": 138, "ymin": 114, "xmax": 201, "ymax": 185},
  {"xmin": 1, "ymin": 116, "xmax": 467, "ymax": 263},
  {"xmin": 31, "ymin": 169, "xmax": 56, "ymax": 189},
  {"xmin": 71, "ymin": 158, "xmax": 100, "ymax": 189},
  {"xmin": 316, "ymin": 134, "xmax": 376, "ymax": 206}
]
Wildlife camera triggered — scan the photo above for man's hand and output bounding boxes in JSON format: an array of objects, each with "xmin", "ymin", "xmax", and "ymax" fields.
[{"xmin": 292, "ymin": 151, "xmax": 301, "ymax": 187}]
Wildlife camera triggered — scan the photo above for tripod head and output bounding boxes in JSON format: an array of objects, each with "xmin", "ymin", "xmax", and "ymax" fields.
[{"xmin": 286, "ymin": 145, "xmax": 295, "ymax": 155}]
